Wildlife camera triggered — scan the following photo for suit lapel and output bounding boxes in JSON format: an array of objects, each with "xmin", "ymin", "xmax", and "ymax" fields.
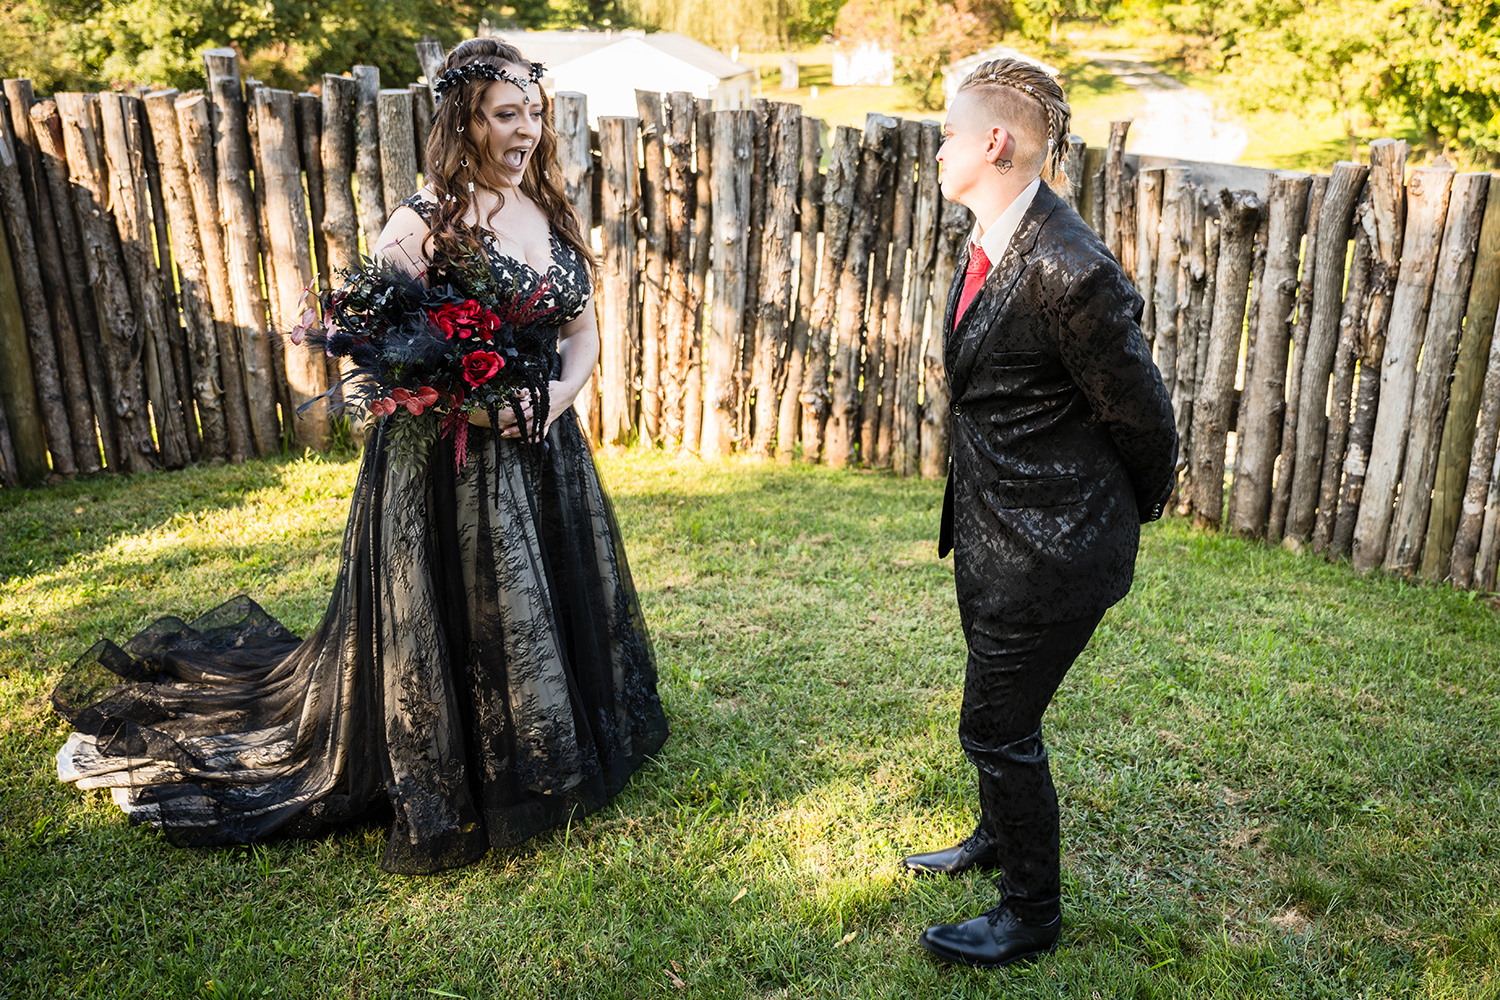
[{"xmin": 947, "ymin": 186, "xmax": 1061, "ymax": 401}]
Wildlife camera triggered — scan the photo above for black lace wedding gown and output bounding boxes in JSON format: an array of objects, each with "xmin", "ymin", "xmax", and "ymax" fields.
[{"xmin": 53, "ymin": 193, "xmax": 669, "ymax": 874}]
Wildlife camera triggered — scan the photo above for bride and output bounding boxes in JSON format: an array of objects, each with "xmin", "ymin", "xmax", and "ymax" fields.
[{"xmin": 52, "ymin": 38, "xmax": 670, "ymax": 874}]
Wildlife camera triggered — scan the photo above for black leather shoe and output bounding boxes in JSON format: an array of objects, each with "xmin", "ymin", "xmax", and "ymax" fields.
[
  {"xmin": 918, "ymin": 905, "xmax": 1061, "ymax": 969},
  {"xmin": 902, "ymin": 825, "xmax": 1001, "ymax": 876}
]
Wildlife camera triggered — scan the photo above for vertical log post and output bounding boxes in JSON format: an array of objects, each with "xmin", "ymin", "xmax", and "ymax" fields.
[
  {"xmin": 296, "ymin": 93, "xmax": 330, "ymax": 289},
  {"xmin": 599, "ymin": 116, "xmax": 641, "ymax": 448},
  {"xmin": 27, "ymin": 99, "xmax": 118, "ymax": 470},
  {"xmin": 5, "ymin": 79, "xmax": 99, "ymax": 473},
  {"xmin": 736, "ymin": 101, "xmax": 771, "ymax": 447},
  {"xmin": 1267, "ymin": 174, "xmax": 1329, "ymax": 543},
  {"xmin": 1190, "ymin": 190, "xmax": 1261, "ymax": 528},
  {"xmin": 352, "ymin": 66, "xmax": 385, "ymax": 250},
  {"xmin": 1104, "ymin": 120, "xmax": 1130, "ymax": 261},
  {"xmin": 776, "ymin": 114, "xmax": 824, "ymax": 462},
  {"xmin": 1311, "ymin": 198, "xmax": 1374, "ymax": 554},
  {"xmin": 321, "ymin": 75, "xmax": 361, "ymax": 275},
  {"xmin": 799, "ymin": 126, "xmax": 860, "ymax": 461},
  {"xmin": 416, "ymin": 38, "xmax": 447, "ymax": 84},
  {"xmin": 1064, "ymin": 134, "xmax": 1086, "ymax": 215},
  {"xmin": 893, "ymin": 120, "xmax": 940, "ymax": 478},
  {"xmin": 826, "ymin": 115, "xmax": 896, "ymax": 468},
  {"xmin": 205, "ymin": 50, "xmax": 280, "ymax": 454},
  {"xmin": 256, "ymin": 88, "xmax": 328, "ymax": 450},
  {"xmin": 1225, "ymin": 207, "xmax": 1274, "ymax": 531},
  {"xmin": 1332, "ymin": 140, "xmax": 1408, "ymax": 557},
  {"xmin": 1230, "ymin": 170, "xmax": 1312, "ymax": 538},
  {"xmin": 553, "ymin": 93, "xmax": 597, "ymax": 445},
  {"xmin": 662, "ymin": 92, "xmax": 697, "ymax": 448},
  {"xmin": 176, "ymin": 93, "xmax": 252, "ymax": 463},
  {"xmin": 636, "ymin": 91, "xmax": 668, "ymax": 447},
  {"xmin": 145, "ymin": 89, "xmax": 229, "ymax": 462},
  {"xmin": 1087, "ymin": 147, "xmax": 1106, "ymax": 236},
  {"xmin": 875, "ymin": 119, "xmax": 920, "ymax": 469},
  {"xmin": 1174, "ymin": 184, "xmax": 1209, "ymax": 506},
  {"xmin": 1153, "ymin": 167, "xmax": 1190, "ymax": 403},
  {"xmin": 1451, "ymin": 305, "xmax": 1500, "ymax": 587},
  {"xmin": 377, "ymin": 89, "xmax": 417, "ymax": 218},
  {"xmin": 1351, "ymin": 165, "xmax": 1453, "ymax": 570},
  {"xmin": 750, "ymin": 102, "xmax": 801, "ymax": 457},
  {"xmin": 702, "ymin": 109, "xmax": 753, "ymax": 457},
  {"xmin": 0, "ymin": 193, "xmax": 49, "ymax": 482},
  {"xmin": 683, "ymin": 101, "xmax": 713, "ymax": 456},
  {"xmin": 99, "ymin": 94, "xmax": 191, "ymax": 468},
  {"xmin": 1134, "ymin": 168, "xmax": 1163, "ymax": 344},
  {"xmin": 410, "ymin": 84, "xmax": 434, "ymax": 161},
  {"xmin": 1427, "ymin": 177, "xmax": 1500, "ymax": 580},
  {"xmin": 921, "ymin": 197, "xmax": 971, "ymax": 478},
  {"xmin": 1284, "ymin": 162, "xmax": 1369, "ymax": 543},
  {"xmin": 1385, "ymin": 172, "xmax": 1488, "ymax": 572},
  {"xmin": 0, "ymin": 94, "xmax": 77, "ymax": 474},
  {"xmin": 859, "ymin": 116, "xmax": 901, "ymax": 467}
]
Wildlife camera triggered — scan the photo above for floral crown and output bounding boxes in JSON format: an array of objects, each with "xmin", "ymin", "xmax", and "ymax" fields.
[{"xmin": 432, "ymin": 60, "xmax": 546, "ymax": 105}]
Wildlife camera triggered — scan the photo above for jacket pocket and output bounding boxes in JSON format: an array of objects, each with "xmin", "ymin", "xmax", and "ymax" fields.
[{"xmin": 983, "ymin": 475, "xmax": 1082, "ymax": 509}]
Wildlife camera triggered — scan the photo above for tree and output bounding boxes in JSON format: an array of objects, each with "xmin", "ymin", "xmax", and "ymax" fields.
[{"xmin": 834, "ymin": 0, "xmax": 1019, "ymax": 108}]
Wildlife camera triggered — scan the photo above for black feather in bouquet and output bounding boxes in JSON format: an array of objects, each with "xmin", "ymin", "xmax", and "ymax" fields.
[{"xmin": 290, "ymin": 248, "xmax": 560, "ymax": 472}]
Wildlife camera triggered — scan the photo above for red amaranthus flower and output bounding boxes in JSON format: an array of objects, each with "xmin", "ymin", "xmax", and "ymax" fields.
[{"xmin": 429, "ymin": 299, "xmax": 501, "ymax": 341}]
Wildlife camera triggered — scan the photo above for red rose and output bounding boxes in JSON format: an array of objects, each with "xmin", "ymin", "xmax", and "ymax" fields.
[
  {"xmin": 462, "ymin": 350, "xmax": 505, "ymax": 387},
  {"xmin": 430, "ymin": 300, "xmax": 499, "ymax": 341}
]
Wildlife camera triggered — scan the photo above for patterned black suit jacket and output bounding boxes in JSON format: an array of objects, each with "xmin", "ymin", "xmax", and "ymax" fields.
[{"xmin": 937, "ymin": 182, "xmax": 1177, "ymax": 625}]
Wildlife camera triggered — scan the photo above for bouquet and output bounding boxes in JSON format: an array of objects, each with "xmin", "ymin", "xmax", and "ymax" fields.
[{"xmin": 292, "ymin": 247, "xmax": 559, "ymax": 471}]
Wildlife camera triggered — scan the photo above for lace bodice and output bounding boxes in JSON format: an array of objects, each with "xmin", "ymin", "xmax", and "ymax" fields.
[{"xmin": 400, "ymin": 191, "xmax": 592, "ymax": 327}]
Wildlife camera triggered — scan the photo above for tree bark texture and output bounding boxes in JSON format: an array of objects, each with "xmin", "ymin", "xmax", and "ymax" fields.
[
  {"xmin": 894, "ymin": 120, "xmax": 941, "ymax": 478},
  {"xmin": 352, "ymin": 66, "xmax": 385, "ymax": 250},
  {"xmin": 826, "ymin": 115, "xmax": 895, "ymax": 469},
  {"xmin": 1351, "ymin": 165, "xmax": 1453, "ymax": 571},
  {"xmin": 1064, "ymin": 134, "xmax": 1086, "ymax": 216},
  {"xmin": 683, "ymin": 101, "xmax": 713, "ymax": 457},
  {"xmin": 1332, "ymin": 140, "xmax": 1408, "ymax": 558},
  {"xmin": 599, "ymin": 116, "xmax": 641, "ymax": 448},
  {"xmin": 663, "ymin": 92, "xmax": 696, "ymax": 447},
  {"xmin": 776, "ymin": 114, "xmax": 822, "ymax": 462},
  {"xmin": 921, "ymin": 196, "xmax": 971, "ymax": 479},
  {"xmin": 1134, "ymin": 168, "xmax": 1163, "ymax": 345},
  {"xmin": 1429, "ymin": 173, "xmax": 1500, "ymax": 581},
  {"xmin": 377, "ymin": 89, "xmax": 417, "ymax": 218},
  {"xmin": 1230, "ymin": 170, "xmax": 1311, "ymax": 538},
  {"xmin": 31, "ymin": 98, "xmax": 121, "ymax": 471},
  {"xmin": 1451, "ymin": 303, "xmax": 1500, "ymax": 587},
  {"xmin": 553, "ymin": 93, "xmax": 598, "ymax": 445},
  {"xmin": 750, "ymin": 102, "xmax": 800, "ymax": 457},
  {"xmin": 703, "ymin": 110, "xmax": 753, "ymax": 457},
  {"xmin": 736, "ymin": 101, "xmax": 771, "ymax": 446},
  {"xmin": 874, "ymin": 119, "xmax": 920, "ymax": 470},
  {"xmin": 145, "ymin": 89, "xmax": 229, "ymax": 462},
  {"xmin": 1385, "ymin": 171, "xmax": 1488, "ymax": 573},
  {"xmin": 799, "ymin": 125, "xmax": 859, "ymax": 462},
  {"xmin": 1189, "ymin": 189, "xmax": 1260, "ymax": 528},
  {"xmin": 205, "ymin": 50, "xmax": 280, "ymax": 455},
  {"xmin": 256, "ymin": 88, "xmax": 329, "ymax": 451},
  {"xmin": 1311, "ymin": 199, "xmax": 1374, "ymax": 554},
  {"xmin": 5, "ymin": 79, "xmax": 99, "ymax": 473},
  {"xmin": 1152, "ymin": 167, "xmax": 1190, "ymax": 403},
  {"xmin": 0, "ymin": 91, "xmax": 77, "ymax": 474},
  {"xmin": 0, "ymin": 184, "xmax": 50, "ymax": 482},
  {"xmin": 1283, "ymin": 162, "xmax": 1368, "ymax": 542},
  {"xmin": 1267, "ymin": 174, "xmax": 1329, "ymax": 543},
  {"xmin": 1104, "ymin": 119, "xmax": 1130, "ymax": 262},
  {"xmin": 858, "ymin": 116, "xmax": 899, "ymax": 467},
  {"xmin": 636, "ymin": 91, "xmax": 668, "ymax": 447}
]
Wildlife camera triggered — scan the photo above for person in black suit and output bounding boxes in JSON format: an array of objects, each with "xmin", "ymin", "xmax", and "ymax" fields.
[{"xmin": 905, "ymin": 57, "xmax": 1178, "ymax": 969}]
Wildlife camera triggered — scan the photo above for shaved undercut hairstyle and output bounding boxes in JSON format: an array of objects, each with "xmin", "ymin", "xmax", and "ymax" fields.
[{"xmin": 957, "ymin": 57, "xmax": 1071, "ymax": 182}]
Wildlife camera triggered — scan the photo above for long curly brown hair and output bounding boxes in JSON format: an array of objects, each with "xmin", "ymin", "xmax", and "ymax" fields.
[{"xmin": 423, "ymin": 38, "xmax": 595, "ymax": 283}]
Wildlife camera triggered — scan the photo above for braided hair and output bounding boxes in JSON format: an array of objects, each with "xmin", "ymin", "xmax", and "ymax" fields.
[{"xmin": 956, "ymin": 57, "xmax": 1071, "ymax": 182}]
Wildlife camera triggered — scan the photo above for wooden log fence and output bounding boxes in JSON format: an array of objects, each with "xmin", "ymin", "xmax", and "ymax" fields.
[{"xmin": 7, "ymin": 52, "xmax": 1500, "ymax": 597}]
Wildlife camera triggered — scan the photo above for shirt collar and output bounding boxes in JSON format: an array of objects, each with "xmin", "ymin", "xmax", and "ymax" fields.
[{"xmin": 968, "ymin": 177, "xmax": 1041, "ymax": 271}]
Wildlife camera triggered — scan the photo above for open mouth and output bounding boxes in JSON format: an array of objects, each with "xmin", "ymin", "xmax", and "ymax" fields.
[{"xmin": 504, "ymin": 146, "xmax": 531, "ymax": 169}]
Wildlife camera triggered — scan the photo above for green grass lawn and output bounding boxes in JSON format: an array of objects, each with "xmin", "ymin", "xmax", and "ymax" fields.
[{"xmin": 2, "ymin": 450, "xmax": 1498, "ymax": 998}]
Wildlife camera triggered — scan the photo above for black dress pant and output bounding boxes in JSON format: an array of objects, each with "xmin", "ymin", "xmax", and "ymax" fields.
[{"xmin": 957, "ymin": 608, "xmax": 1106, "ymax": 923}]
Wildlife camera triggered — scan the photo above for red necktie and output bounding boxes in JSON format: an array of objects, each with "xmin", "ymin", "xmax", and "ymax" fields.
[{"xmin": 954, "ymin": 244, "xmax": 990, "ymax": 329}]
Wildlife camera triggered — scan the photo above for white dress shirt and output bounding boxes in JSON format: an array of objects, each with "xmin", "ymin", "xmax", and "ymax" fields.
[{"xmin": 968, "ymin": 177, "xmax": 1041, "ymax": 278}]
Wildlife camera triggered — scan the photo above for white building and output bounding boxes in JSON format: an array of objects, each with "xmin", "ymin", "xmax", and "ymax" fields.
[
  {"xmin": 942, "ymin": 45, "xmax": 1059, "ymax": 107},
  {"xmin": 831, "ymin": 40, "xmax": 894, "ymax": 87},
  {"xmin": 485, "ymin": 29, "xmax": 756, "ymax": 122}
]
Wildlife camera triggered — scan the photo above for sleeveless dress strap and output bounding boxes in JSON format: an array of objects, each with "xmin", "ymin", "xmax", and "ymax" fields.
[{"xmin": 401, "ymin": 192, "xmax": 438, "ymax": 224}]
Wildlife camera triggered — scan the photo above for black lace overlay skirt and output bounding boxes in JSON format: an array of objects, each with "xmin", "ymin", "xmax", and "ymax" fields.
[{"xmin": 53, "ymin": 411, "xmax": 669, "ymax": 874}]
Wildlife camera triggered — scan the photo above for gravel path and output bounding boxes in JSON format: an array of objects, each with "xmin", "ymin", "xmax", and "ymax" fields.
[{"xmin": 1079, "ymin": 51, "xmax": 1249, "ymax": 163}]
